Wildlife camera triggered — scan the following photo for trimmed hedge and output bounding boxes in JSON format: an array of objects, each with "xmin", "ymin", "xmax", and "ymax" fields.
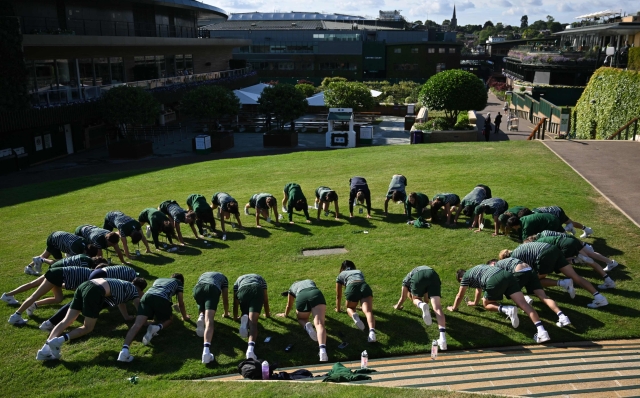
[
  {"xmin": 573, "ymin": 67, "xmax": 640, "ymax": 139},
  {"xmin": 629, "ymin": 47, "xmax": 640, "ymax": 71}
]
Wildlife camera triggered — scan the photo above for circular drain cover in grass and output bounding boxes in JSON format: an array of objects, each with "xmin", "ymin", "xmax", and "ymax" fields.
[{"xmin": 302, "ymin": 247, "xmax": 348, "ymax": 256}]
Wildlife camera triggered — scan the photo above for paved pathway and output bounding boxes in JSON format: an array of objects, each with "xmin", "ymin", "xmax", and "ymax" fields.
[
  {"xmin": 202, "ymin": 339, "xmax": 640, "ymax": 397},
  {"xmin": 475, "ymin": 91, "xmax": 536, "ymax": 142}
]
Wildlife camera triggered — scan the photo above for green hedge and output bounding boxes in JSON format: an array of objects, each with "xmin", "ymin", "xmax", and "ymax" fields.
[
  {"xmin": 574, "ymin": 67, "xmax": 640, "ymax": 139},
  {"xmin": 629, "ymin": 47, "xmax": 640, "ymax": 71}
]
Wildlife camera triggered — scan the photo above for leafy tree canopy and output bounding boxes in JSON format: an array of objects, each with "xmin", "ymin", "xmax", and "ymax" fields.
[
  {"xmin": 324, "ymin": 81, "xmax": 375, "ymax": 111},
  {"xmin": 100, "ymin": 86, "xmax": 160, "ymax": 127},
  {"xmin": 295, "ymin": 83, "xmax": 315, "ymax": 98},
  {"xmin": 181, "ymin": 85, "xmax": 240, "ymax": 127},
  {"xmin": 258, "ymin": 83, "xmax": 308, "ymax": 130},
  {"xmin": 520, "ymin": 15, "xmax": 528, "ymax": 28},
  {"xmin": 483, "ymin": 20, "xmax": 494, "ymax": 29},
  {"xmin": 320, "ymin": 76, "xmax": 347, "ymax": 89}
]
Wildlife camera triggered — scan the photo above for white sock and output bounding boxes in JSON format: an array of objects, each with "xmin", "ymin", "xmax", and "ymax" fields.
[
  {"xmin": 536, "ymin": 324, "xmax": 546, "ymax": 334},
  {"xmin": 49, "ymin": 336, "xmax": 65, "ymax": 345},
  {"xmin": 203, "ymin": 346, "xmax": 211, "ymax": 354},
  {"xmin": 247, "ymin": 344, "xmax": 255, "ymax": 352},
  {"xmin": 417, "ymin": 301, "xmax": 425, "ymax": 309},
  {"xmin": 439, "ymin": 330, "xmax": 446, "ymax": 340}
]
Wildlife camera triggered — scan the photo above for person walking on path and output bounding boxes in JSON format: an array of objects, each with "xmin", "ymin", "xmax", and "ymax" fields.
[{"xmin": 494, "ymin": 112, "xmax": 502, "ymax": 134}]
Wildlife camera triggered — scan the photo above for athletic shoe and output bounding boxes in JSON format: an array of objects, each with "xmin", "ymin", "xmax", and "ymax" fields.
[
  {"xmin": 587, "ymin": 294, "xmax": 609, "ymax": 309},
  {"xmin": 305, "ymin": 322, "xmax": 318, "ymax": 342},
  {"xmin": 278, "ymin": 214, "xmax": 284, "ymax": 220},
  {"xmin": 266, "ymin": 217, "xmax": 272, "ymax": 223},
  {"xmin": 352, "ymin": 314, "xmax": 365, "ymax": 331},
  {"xmin": 598, "ymin": 278, "xmax": 616, "ymax": 290},
  {"xmin": 117, "ymin": 350, "xmax": 134, "ymax": 362},
  {"xmin": 202, "ymin": 352, "xmax": 214, "ymax": 364},
  {"xmin": 196, "ymin": 314, "xmax": 205, "ymax": 337},
  {"xmin": 534, "ymin": 330, "xmax": 551, "ymax": 343},
  {"xmin": 524, "ymin": 295, "xmax": 534, "ymax": 305},
  {"xmin": 282, "ymin": 206, "xmax": 287, "ymax": 213},
  {"xmin": 32, "ymin": 257, "xmax": 43, "ymax": 274},
  {"xmin": 26, "ymin": 303, "xmax": 37, "ymax": 317},
  {"xmin": 245, "ymin": 349, "xmax": 257, "ymax": 360},
  {"xmin": 580, "ymin": 227, "xmax": 593, "ymax": 238},
  {"xmin": 324, "ymin": 211, "xmax": 329, "ymax": 217},
  {"xmin": 145, "ymin": 225, "xmax": 151, "ymax": 238},
  {"xmin": 564, "ymin": 224, "xmax": 576, "ymax": 235},
  {"xmin": 319, "ymin": 351, "xmax": 328, "ymax": 362},
  {"xmin": 40, "ymin": 320, "xmax": 54, "ymax": 331},
  {"xmin": 24, "ymin": 265, "xmax": 39, "ymax": 276},
  {"xmin": 142, "ymin": 324, "xmax": 160, "ymax": 345},
  {"xmin": 559, "ymin": 279, "xmax": 576, "ymax": 299},
  {"xmin": 1, "ymin": 293, "xmax": 19, "ymax": 305},
  {"xmin": 47, "ymin": 337, "xmax": 63, "ymax": 350},
  {"xmin": 8, "ymin": 313, "xmax": 27, "ymax": 325},
  {"xmin": 239, "ymin": 314, "xmax": 249, "ymax": 338},
  {"xmin": 556, "ymin": 314, "xmax": 571, "ymax": 328},
  {"xmin": 367, "ymin": 330, "xmax": 377, "ymax": 343},
  {"xmin": 438, "ymin": 339, "xmax": 448, "ymax": 351},
  {"xmin": 603, "ymin": 260, "xmax": 619, "ymax": 272},
  {"xmin": 421, "ymin": 304, "xmax": 432, "ymax": 326},
  {"xmin": 36, "ymin": 345, "xmax": 60, "ymax": 361},
  {"xmin": 504, "ymin": 306, "xmax": 519, "ymax": 328},
  {"xmin": 244, "ymin": 207, "xmax": 250, "ymax": 216}
]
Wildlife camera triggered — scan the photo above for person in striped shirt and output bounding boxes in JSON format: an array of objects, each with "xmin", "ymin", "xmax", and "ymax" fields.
[
  {"xmin": 193, "ymin": 272, "xmax": 230, "ymax": 364},
  {"xmin": 7, "ymin": 266, "xmax": 92, "ymax": 325},
  {"xmin": 500, "ymin": 242, "xmax": 609, "ymax": 308},
  {"xmin": 158, "ymin": 200, "xmax": 199, "ymax": 245},
  {"xmin": 186, "ymin": 194, "xmax": 218, "ymax": 238},
  {"xmin": 315, "ymin": 186, "xmax": 341, "ymax": 220},
  {"xmin": 276, "ymin": 279, "xmax": 329, "ymax": 362},
  {"xmin": 488, "ymin": 258, "xmax": 571, "ymax": 328},
  {"xmin": 118, "ymin": 273, "xmax": 188, "ymax": 362},
  {"xmin": 75, "ymin": 224, "xmax": 127, "ymax": 264},
  {"xmin": 528, "ymin": 231, "xmax": 617, "ymax": 289},
  {"xmin": 506, "ymin": 212, "xmax": 565, "ymax": 241},
  {"xmin": 393, "ymin": 266, "xmax": 447, "ymax": 350},
  {"xmin": 528, "ymin": 206, "xmax": 593, "ymax": 238},
  {"xmin": 244, "ymin": 193, "xmax": 280, "ymax": 228},
  {"xmin": 103, "ymin": 211, "xmax": 152, "ymax": 259},
  {"xmin": 473, "ymin": 198, "xmax": 509, "ymax": 236},
  {"xmin": 36, "ymin": 277, "xmax": 147, "ymax": 361},
  {"xmin": 211, "ymin": 192, "xmax": 244, "ymax": 236},
  {"xmin": 26, "ymin": 231, "xmax": 97, "ymax": 276},
  {"xmin": 384, "ymin": 174, "xmax": 408, "ymax": 216},
  {"xmin": 447, "ymin": 265, "xmax": 551, "ymax": 343},
  {"xmin": 138, "ymin": 208, "xmax": 175, "ymax": 250},
  {"xmin": 452, "ymin": 184, "xmax": 492, "ymax": 225},
  {"xmin": 430, "ymin": 193, "xmax": 460, "ymax": 225},
  {"xmin": 348, "ymin": 176, "xmax": 372, "ymax": 219},
  {"xmin": 233, "ymin": 274, "xmax": 270, "ymax": 360},
  {"xmin": 406, "ymin": 192, "xmax": 430, "ymax": 221},
  {"xmin": 336, "ymin": 260, "xmax": 377, "ymax": 343},
  {"xmin": 497, "ymin": 206, "xmax": 527, "ymax": 235},
  {"xmin": 282, "ymin": 183, "xmax": 311, "ymax": 224}
]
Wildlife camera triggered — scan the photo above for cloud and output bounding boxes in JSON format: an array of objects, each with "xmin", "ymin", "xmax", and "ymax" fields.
[
  {"xmin": 496, "ymin": 0, "xmax": 513, "ymax": 6},
  {"xmin": 530, "ymin": 0, "xmax": 542, "ymax": 5},
  {"xmin": 557, "ymin": 3, "xmax": 575, "ymax": 12},
  {"xmin": 342, "ymin": 0, "xmax": 386, "ymax": 11},
  {"xmin": 456, "ymin": 1, "xmax": 476, "ymax": 11},
  {"xmin": 214, "ymin": 0, "xmax": 267, "ymax": 10}
]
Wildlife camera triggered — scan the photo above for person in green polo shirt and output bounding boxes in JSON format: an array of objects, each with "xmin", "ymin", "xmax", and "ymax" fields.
[
  {"xmin": 315, "ymin": 186, "xmax": 341, "ymax": 220},
  {"xmin": 393, "ymin": 266, "xmax": 447, "ymax": 350},
  {"xmin": 26, "ymin": 231, "xmax": 98, "ymax": 276},
  {"xmin": 104, "ymin": 211, "xmax": 152, "ymax": 259},
  {"xmin": 497, "ymin": 206, "xmax": 527, "ymax": 235},
  {"xmin": 406, "ymin": 192, "xmax": 430, "ymax": 221},
  {"xmin": 447, "ymin": 265, "xmax": 551, "ymax": 343},
  {"xmin": 527, "ymin": 206, "xmax": 593, "ymax": 238},
  {"xmin": 211, "ymin": 192, "xmax": 243, "ymax": 236},
  {"xmin": 233, "ymin": 274, "xmax": 270, "ymax": 360},
  {"xmin": 430, "ymin": 193, "xmax": 460, "ymax": 226},
  {"xmin": 138, "ymin": 208, "xmax": 175, "ymax": 250},
  {"xmin": 244, "ymin": 193, "xmax": 280, "ymax": 228},
  {"xmin": 452, "ymin": 184, "xmax": 492, "ymax": 225},
  {"xmin": 384, "ymin": 174, "xmax": 408, "ymax": 216},
  {"xmin": 193, "ymin": 271, "xmax": 230, "ymax": 364},
  {"xmin": 336, "ymin": 260, "xmax": 377, "ymax": 343},
  {"xmin": 506, "ymin": 212, "xmax": 565, "ymax": 242},
  {"xmin": 158, "ymin": 200, "xmax": 199, "ymax": 245},
  {"xmin": 282, "ymin": 183, "xmax": 311, "ymax": 224},
  {"xmin": 186, "ymin": 194, "xmax": 218, "ymax": 238},
  {"xmin": 276, "ymin": 279, "xmax": 328, "ymax": 362},
  {"xmin": 473, "ymin": 198, "xmax": 509, "ymax": 236}
]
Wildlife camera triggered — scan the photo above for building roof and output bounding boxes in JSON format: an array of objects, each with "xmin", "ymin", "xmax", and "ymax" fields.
[
  {"xmin": 322, "ymin": 20, "xmax": 401, "ymax": 31},
  {"xmin": 556, "ymin": 22, "xmax": 640, "ymax": 36},
  {"xmin": 203, "ymin": 20, "xmax": 323, "ymax": 30},
  {"xmin": 228, "ymin": 12, "xmax": 365, "ymax": 21}
]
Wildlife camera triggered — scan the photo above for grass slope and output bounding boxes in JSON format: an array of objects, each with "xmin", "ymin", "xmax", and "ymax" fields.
[{"xmin": 0, "ymin": 141, "xmax": 638, "ymax": 397}]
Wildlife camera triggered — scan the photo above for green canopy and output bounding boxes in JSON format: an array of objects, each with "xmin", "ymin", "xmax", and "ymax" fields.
[{"xmin": 327, "ymin": 112, "xmax": 353, "ymax": 121}]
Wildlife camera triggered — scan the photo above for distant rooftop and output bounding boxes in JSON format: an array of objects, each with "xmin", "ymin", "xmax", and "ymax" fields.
[
  {"xmin": 228, "ymin": 12, "xmax": 365, "ymax": 21},
  {"xmin": 204, "ymin": 18, "xmax": 407, "ymax": 31}
]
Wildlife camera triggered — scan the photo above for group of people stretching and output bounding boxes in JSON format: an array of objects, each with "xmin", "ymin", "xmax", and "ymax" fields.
[{"xmin": 2, "ymin": 176, "xmax": 620, "ymax": 364}]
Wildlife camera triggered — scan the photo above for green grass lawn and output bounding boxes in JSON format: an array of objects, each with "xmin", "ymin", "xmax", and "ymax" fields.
[{"xmin": 0, "ymin": 141, "xmax": 638, "ymax": 397}]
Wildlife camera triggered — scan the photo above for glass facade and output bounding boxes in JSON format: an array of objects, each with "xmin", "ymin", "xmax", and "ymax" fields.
[
  {"xmin": 312, "ymin": 33, "xmax": 360, "ymax": 41},
  {"xmin": 238, "ymin": 42, "xmax": 317, "ymax": 54},
  {"xmin": 250, "ymin": 61, "xmax": 315, "ymax": 70},
  {"xmin": 27, "ymin": 57, "xmax": 125, "ymax": 93}
]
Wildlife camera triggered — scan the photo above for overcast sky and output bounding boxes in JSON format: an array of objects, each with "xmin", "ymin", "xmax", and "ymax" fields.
[{"xmin": 204, "ymin": 0, "xmax": 639, "ymax": 27}]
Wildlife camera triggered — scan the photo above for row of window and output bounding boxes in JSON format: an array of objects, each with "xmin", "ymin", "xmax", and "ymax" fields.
[
  {"xmin": 392, "ymin": 63, "xmax": 448, "ymax": 72},
  {"xmin": 312, "ymin": 33, "xmax": 361, "ymax": 41},
  {"xmin": 249, "ymin": 61, "xmax": 358, "ymax": 71},
  {"xmin": 393, "ymin": 47, "xmax": 457, "ymax": 54},
  {"xmin": 238, "ymin": 43, "xmax": 316, "ymax": 54}
]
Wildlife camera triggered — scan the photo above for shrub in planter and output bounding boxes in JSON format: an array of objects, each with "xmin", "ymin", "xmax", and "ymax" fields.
[{"xmin": 414, "ymin": 117, "xmax": 450, "ymax": 131}]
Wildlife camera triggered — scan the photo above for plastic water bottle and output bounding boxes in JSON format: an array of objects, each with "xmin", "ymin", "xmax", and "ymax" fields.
[
  {"xmin": 261, "ymin": 360, "xmax": 269, "ymax": 380},
  {"xmin": 360, "ymin": 350, "xmax": 368, "ymax": 369},
  {"xmin": 431, "ymin": 340, "xmax": 438, "ymax": 360}
]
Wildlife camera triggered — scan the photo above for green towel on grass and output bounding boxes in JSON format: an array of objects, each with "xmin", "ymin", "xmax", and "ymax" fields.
[{"xmin": 322, "ymin": 362, "xmax": 376, "ymax": 383}]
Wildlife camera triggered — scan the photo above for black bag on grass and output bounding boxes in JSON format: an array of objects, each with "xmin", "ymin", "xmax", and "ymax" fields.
[{"xmin": 237, "ymin": 358, "xmax": 277, "ymax": 380}]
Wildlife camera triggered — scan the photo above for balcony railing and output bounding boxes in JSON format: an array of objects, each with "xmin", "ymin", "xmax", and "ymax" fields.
[{"xmin": 21, "ymin": 17, "xmax": 198, "ymax": 38}]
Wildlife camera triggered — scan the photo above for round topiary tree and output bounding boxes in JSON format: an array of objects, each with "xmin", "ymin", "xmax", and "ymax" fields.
[
  {"xmin": 258, "ymin": 83, "xmax": 308, "ymax": 131},
  {"xmin": 418, "ymin": 70, "xmax": 487, "ymax": 128},
  {"xmin": 181, "ymin": 85, "xmax": 240, "ymax": 131},
  {"xmin": 100, "ymin": 86, "xmax": 160, "ymax": 137},
  {"xmin": 295, "ymin": 83, "xmax": 315, "ymax": 98},
  {"xmin": 324, "ymin": 81, "xmax": 375, "ymax": 111}
]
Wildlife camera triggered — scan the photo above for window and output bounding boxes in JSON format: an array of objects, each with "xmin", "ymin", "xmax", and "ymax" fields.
[
  {"xmin": 428, "ymin": 48, "xmax": 435, "ymax": 53},
  {"xmin": 449, "ymin": 48, "xmax": 456, "ymax": 54},
  {"xmin": 439, "ymin": 48, "xmax": 445, "ymax": 53},
  {"xmin": 394, "ymin": 48, "xmax": 401, "ymax": 53},
  {"xmin": 277, "ymin": 62, "xmax": 294, "ymax": 70},
  {"xmin": 436, "ymin": 63, "xmax": 446, "ymax": 73},
  {"xmin": 319, "ymin": 62, "xmax": 356, "ymax": 70},
  {"xmin": 394, "ymin": 63, "xmax": 419, "ymax": 70},
  {"xmin": 297, "ymin": 62, "xmax": 314, "ymax": 70},
  {"xmin": 411, "ymin": 48, "xmax": 419, "ymax": 53}
]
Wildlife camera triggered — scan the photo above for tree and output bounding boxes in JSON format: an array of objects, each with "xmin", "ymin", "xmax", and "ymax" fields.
[
  {"xmin": 257, "ymin": 84, "xmax": 308, "ymax": 131},
  {"xmin": 181, "ymin": 85, "xmax": 240, "ymax": 130},
  {"xmin": 295, "ymin": 83, "xmax": 315, "ymax": 98},
  {"xmin": 549, "ymin": 21, "xmax": 563, "ymax": 33},
  {"xmin": 418, "ymin": 70, "xmax": 487, "ymax": 128},
  {"xmin": 483, "ymin": 20, "xmax": 494, "ymax": 29},
  {"xmin": 324, "ymin": 81, "xmax": 375, "ymax": 111},
  {"xmin": 424, "ymin": 20, "xmax": 439, "ymax": 28},
  {"xmin": 413, "ymin": 20, "xmax": 423, "ymax": 25},
  {"xmin": 522, "ymin": 28, "xmax": 539, "ymax": 39},
  {"xmin": 100, "ymin": 86, "xmax": 160, "ymax": 136},
  {"xmin": 520, "ymin": 15, "xmax": 528, "ymax": 29},
  {"xmin": 495, "ymin": 22, "xmax": 504, "ymax": 32},
  {"xmin": 320, "ymin": 76, "xmax": 347, "ymax": 90},
  {"xmin": 442, "ymin": 19, "xmax": 451, "ymax": 28}
]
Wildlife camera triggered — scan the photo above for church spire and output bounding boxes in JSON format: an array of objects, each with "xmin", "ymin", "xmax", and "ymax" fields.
[
  {"xmin": 450, "ymin": 3, "xmax": 458, "ymax": 31},
  {"xmin": 452, "ymin": 4, "xmax": 456, "ymax": 19}
]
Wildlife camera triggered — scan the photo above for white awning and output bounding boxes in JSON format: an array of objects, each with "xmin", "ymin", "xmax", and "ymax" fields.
[{"xmin": 575, "ymin": 10, "xmax": 619, "ymax": 19}]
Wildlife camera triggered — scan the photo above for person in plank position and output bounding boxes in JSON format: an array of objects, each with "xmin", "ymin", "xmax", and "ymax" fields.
[
  {"xmin": 315, "ymin": 186, "xmax": 341, "ymax": 220},
  {"xmin": 452, "ymin": 184, "xmax": 492, "ymax": 225},
  {"xmin": 138, "ymin": 208, "xmax": 175, "ymax": 250},
  {"xmin": 383, "ymin": 174, "xmax": 408, "ymax": 216},
  {"xmin": 103, "ymin": 211, "xmax": 151, "ymax": 259},
  {"xmin": 335, "ymin": 260, "xmax": 377, "ymax": 343},
  {"xmin": 26, "ymin": 231, "xmax": 97, "ymax": 276},
  {"xmin": 244, "ymin": 193, "xmax": 280, "ymax": 228},
  {"xmin": 158, "ymin": 200, "xmax": 199, "ymax": 245},
  {"xmin": 193, "ymin": 271, "xmax": 229, "ymax": 364},
  {"xmin": 186, "ymin": 194, "xmax": 217, "ymax": 238},
  {"xmin": 430, "ymin": 193, "xmax": 460, "ymax": 226},
  {"xmin": 348, "ymin": 176, "xmax": 372, "ymax": 219},
  {"xmin": 282, "ymin": 183, "xmax": 311, "ymax": 224},
  {"xmin": 233, "ymin": 273, "xmax": 270, "ymax": 360}
]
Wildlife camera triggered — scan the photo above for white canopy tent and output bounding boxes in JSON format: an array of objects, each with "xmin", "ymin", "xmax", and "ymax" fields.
[
  {"xmin": 233, "ymin": 83, "xmax": 271, "ymax": 105},
  {"xmin": 306, "ymin": 90, "xmax": 383, "ymax": 107}
]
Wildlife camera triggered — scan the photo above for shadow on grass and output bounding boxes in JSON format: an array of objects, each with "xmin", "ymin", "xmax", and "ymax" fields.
[
  {"xmin": 245, "ymin": 227, "xmax": 272, "ymax": 239},
  {"xmin": 590, "ymin": 237, "xmax": 624, "ymax": 258},
  {"xmin": 137, "ymin": 253, "xmax": 176, "ymax": 266},
  {"xmin": 281, "ymin": 223, "xmax": 312, "ymax": 236},
  {"xmin": 347, "ymin": 217, "xmax": 377, "ymax": 229}
]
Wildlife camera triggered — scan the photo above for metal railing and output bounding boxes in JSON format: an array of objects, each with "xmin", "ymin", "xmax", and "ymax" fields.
[
  {"xmin": 111, "ymin": 125, "xmax": 190, "ymax": 148},
  {"xmin": 608, "ymin": 118, "xmax": 639, "ymax": 141}
]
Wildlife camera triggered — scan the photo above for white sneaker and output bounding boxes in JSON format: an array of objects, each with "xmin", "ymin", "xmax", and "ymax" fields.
[
  {"xmin": 202, "ymin": 352, "xmax": 214, "ymax": 364},
  {"xmin": 603, "ymin": 260, "xmax": 619, "ymax": 272},
  {"xmin": 580, "ymin": 227, "xmax": 593, "ymax": 238},
  {"xmin": 305, "ymin": 322, "xmax": 318, "ymax": 342},
  {"xmin": 24, "ymin": 265, "xmax": 39, "ymax": 276},
  {"xmin": 556, "ymin": 314, "xmax": 571, "ymax": 328},
  {"xmin": 8, "ymin": 313, "xmax": 27, "ymax": 325},
  {"xmin": 504, "ymin": 306, "xmax": 519, "ymax": 328},
  {"xmin": 244, "ymin": 208, "xmax": 250, "ymax": 216},
  {"xmin": 420, "ymin": 303, "xmax": 432, "ymax": 326},
  {"xmin": 117, "ymin": 349, "xmax": 134, "ymax": 362},
  {"xmin": 559, "ymin": 279, "xmax": 576, "ymax": 299},
  {"xmin": 278, "ymin": 214, "xmax": 284, "ymax": 220},
  {"xmin": 282, "ymin": 206, "xmax": 287, "ymax": 213},
  {"xmin": 368, "ymin": 330, "xmax": 377, "ymax": 342},
  {"xmin": 352, "ymin": 314, "xmax": 365, "ymax": 331},
  {"xmin": 239, "ymin": 314, "xmax": 249, "ymax": 338},
  {"xmin": 524, "ymin": 295, "xmax": 534, "ymax": 305},
  {"xmin": 598, "ymin": 278, "xmax": 616, "ymax": 290},
  {"xmin": 40, "ymin": 320, "xmax": 54, "ymax": 331},
  {"xmin": 196, "ymin": 314, "xmax": 205, "ymax": 337},
  {"xmin": 47, "ymin": 337, "xmax": 64, "ymax": 350},
  {"xmin": 142, "ymin": 324, "xmax": 161, "ymax": 345},
  {"xmin": 534, "ymin": 330, "xmax": 551, "ymax": 343},
  {"xmin": 564, "ymin": 224, "xmax": 576, "ymax": 235},
  {"xmin": 245, "ymin": 349, "xmax": 257, "ymax": 360},
  {"xmin": 319, "ymin": 350, "xmax": 328, "ymax": 362},
  {"xmin": 36, "ymin": 345, "xmax": 60, "ymax": 361},
  {"xmin": 587, "ymin": 294, "xmax": 609, "ymax": 309},
  {"xmin": 1, "ymin": 293, "xmax": 19, "ymax": 305},
  {"xmin": 438, "ymin": 338, "xmax": 447, "ymax": 351},
  {"xmin": 26, "ymin": 303, "xmax": 37, "ymax": 317},
  {"xmin": 32, "ymin": 257, "xmax": 43, "ymax": 273},
  {"xmin": 266, "ymin": 217, "xmax": 272, "ymax": 223},
  {"xmin": 146, "ymin": 225, "xmax": 152, "ymax": 238}
]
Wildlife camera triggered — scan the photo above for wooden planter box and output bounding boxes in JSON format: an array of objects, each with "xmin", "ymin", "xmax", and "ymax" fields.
[
  {"xmin": 263, "ymin": 131, "xmax": 298, "ymax": 147},
  {"xmin": 211, "ymin": 132, "xmax": 234, "ymax": 152},
  {"xmin": 108, "ymin": 140, "xmax": 153, "ymax": 159}
]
